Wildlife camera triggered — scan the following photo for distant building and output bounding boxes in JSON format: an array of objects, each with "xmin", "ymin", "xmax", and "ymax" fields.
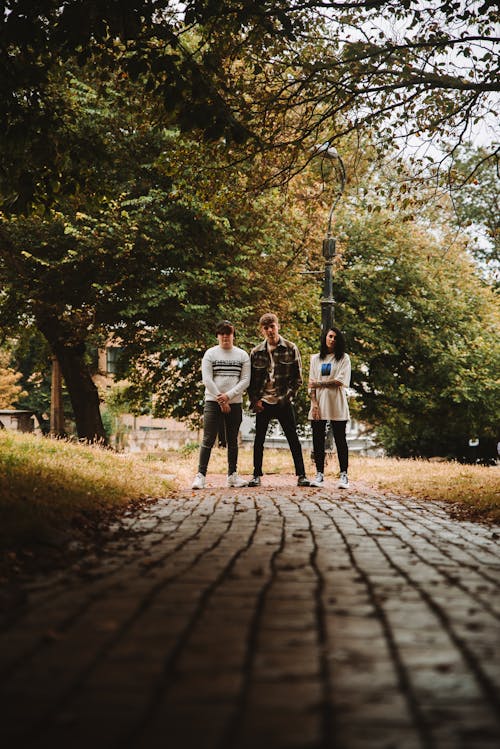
[
  {"xmin": 111, "ymin": 413, "xmax": 199, "ymax": 453},
  {"xmin": 240, "ymin": 413, "xmax": 381, "ymax": 456},
  {"xmin": 0, "ymin": 409, "xmax": 41, "ymax": 434}
]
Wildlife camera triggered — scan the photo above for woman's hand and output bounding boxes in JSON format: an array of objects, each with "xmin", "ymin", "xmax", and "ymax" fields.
[
  {"xmin": 311, "ymin": 403, "xmax": 320, "ymax": 420},
  {"xmin": 253, "ymin": 399, "xmax": 264, "ymax": 413}
]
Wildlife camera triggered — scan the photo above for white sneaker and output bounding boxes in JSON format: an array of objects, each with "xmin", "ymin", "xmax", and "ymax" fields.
[
  {"xmin": 310, "ymin": 472, "xmax": 324, "ymax": 487},
  {"xmin": 338, "ymin": 472, "xmax": 349, "ymax": 489},
  {"xmin": 227, "ymin": 472, "xmax": 248, "ymax": 487},
  {"xmin": 192, "ymin": 473, "xmax": 206, "ymax": 489}
]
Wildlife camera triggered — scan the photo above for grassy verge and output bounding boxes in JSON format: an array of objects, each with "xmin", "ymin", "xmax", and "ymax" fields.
[
  {"xmin": 349, "ymin": 456, "xmax": 500, "ymax": 523},
  {"xmin": 0, "ymin": 431, "xmax": 174, "ymax": 550}
]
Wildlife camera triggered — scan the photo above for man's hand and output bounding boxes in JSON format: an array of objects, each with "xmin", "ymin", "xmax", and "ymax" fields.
[{"xmin": 216, "ymin": 392, "xmax": 231, "ymax": 413}]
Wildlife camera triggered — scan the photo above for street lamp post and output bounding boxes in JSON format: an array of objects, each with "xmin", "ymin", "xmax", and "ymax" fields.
[{"xmin": 314, "ymin": 144, "xmax": 346, "ymax": 335}]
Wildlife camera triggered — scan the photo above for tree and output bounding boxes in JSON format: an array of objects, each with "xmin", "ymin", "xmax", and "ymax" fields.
[
  {"xmin": 2, "ymin": 1, "xmax": 498, "ymax": 449},
  {"xmin": 0, "ymin": 66, "xmax": 229, "ymax": 439},
  {"xmin": 120, "ymin": 152, "xmax": 326, "ymax": 427},
  {"xmin": 1, "ymin": 63, "xmax": 316, "ymax": 439},
  {"xmin": 2, "ymin": 2, "xmax": 498, "ymax": 199},
  {"xmin": 448, "ymin": 143, "xmax": 499, "ymax": 285},
  {"xmin": 0, "ymin": 348, "xmax": 25, "ymax": 408},
  {"xmin": 332, "ymin": 203, "xmax": 499, "ymax": 458}
]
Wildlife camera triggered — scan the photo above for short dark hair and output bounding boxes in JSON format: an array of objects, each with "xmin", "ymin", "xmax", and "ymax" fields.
[
  {"xmin": 259, "ymin": 312, "xmax": 278, "ymax": 327},
  {"xmin": 320, "ymin": 326, "xmax": 346, "ymax": 361},
  {"xmin": 216, "ymin": 320, "xmax": 235, "ymax": 336}
]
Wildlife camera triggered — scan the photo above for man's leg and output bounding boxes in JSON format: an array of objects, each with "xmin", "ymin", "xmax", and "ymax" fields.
[
  {"xmin": 225, "ymin": 404, "xmax": 243, "ymax": 475},
  {"xmin": 197, "ymin": 402, "xmax": 220, "ymax": 475},
  {"xmin": 253, "ymin": 404, "xmax": 273, "ymax": 477},
  {"xmin": 277, "ymin": 401, "xmax": 306, "ymax": 476}
]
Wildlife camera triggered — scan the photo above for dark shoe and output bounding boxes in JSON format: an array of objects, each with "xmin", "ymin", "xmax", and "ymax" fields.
[
  {"xmin": 297, "ymin": 475, "xmax": 310, "ymax": 487},
  {"xmin": 247, "ymin": 476, "xmax": 261, "ymax": 487}
]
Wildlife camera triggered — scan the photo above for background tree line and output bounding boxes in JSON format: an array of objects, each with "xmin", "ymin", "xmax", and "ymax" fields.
[{"xmin": 1, "ymin": 1, "xmax": 498, "ymax": 457}]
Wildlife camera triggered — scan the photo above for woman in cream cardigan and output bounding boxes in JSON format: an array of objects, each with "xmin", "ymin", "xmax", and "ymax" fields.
[{"xmin": 308, "ymin": 327, "xmax": 351, "ymax": 488}]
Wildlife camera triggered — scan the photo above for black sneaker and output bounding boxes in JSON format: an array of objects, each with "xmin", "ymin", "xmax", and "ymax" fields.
[
  {"xmin": 247, "ymin": 476, "xmax": 261, "ymax": 487},
  {"xmin": 297, "ymin": 475, "xmax": 310, "ymax": 487}
]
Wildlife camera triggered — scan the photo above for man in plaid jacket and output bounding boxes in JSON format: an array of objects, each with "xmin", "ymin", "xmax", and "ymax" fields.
[{"xmin": 247, "ymin": 312, "xmax": 310, "ymax": 487}]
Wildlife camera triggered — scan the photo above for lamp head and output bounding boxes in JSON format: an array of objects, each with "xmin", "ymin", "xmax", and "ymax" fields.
[{"xmin": 310, "ymin": 142, "xmax": 340, "ymax": 161}]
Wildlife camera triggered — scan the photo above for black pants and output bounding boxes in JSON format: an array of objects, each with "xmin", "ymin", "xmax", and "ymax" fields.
[
  {"xmin": 253, "ymin": 401, "xmax": 306, "ymax": 477},
  {"xmin": 198, "ymin": 402, "xmax": 242, "ymax": 475},
  {"xmin": 311, "ymin": 419, "xmax": 348, "ymax": 473}
]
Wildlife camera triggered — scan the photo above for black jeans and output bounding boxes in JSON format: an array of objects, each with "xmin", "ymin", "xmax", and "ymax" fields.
[
  {"xmin": 253, "ymin": 401, "xmax": 306, "ymax": 477},
  {"xmin": 311, "ymin": 419, "xmax": 348, "ymax": 473},
  {"xmin": 198, "ymin": 402, "xmax": 243, "ymax": 475}
]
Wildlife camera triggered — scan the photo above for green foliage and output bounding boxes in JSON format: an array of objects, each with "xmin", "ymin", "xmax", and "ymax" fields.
[
  {"xmin": 179, "ymin": 441, "xmax": 201, "ymax": 456},
  {"xmin": 448, "ymin": 144, "xmax": 499, "ymax": 284},
  {"xmin": 334, "ymin": 206, "xmax": 500, "ymax": 457}
]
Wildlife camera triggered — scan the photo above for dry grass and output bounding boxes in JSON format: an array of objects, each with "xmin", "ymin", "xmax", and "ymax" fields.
[
  {"xmin": 0, "ymin": 431, "xmax": 174, "ymax": 547},
  {"xmin": 1, "ymin": 433, "xmax": 499, "ymax": 555},
  {"xmin": 348, "ymin": 455, "xmax": 500, "ymax": 522}
]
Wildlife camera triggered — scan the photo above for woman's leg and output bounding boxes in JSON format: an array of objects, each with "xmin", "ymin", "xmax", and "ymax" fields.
[
  {"xmin": 331, "ymin": 420, "xmax": 348, "ymax": 473},
  {"xmin": 311, "ymin": 419, "xmax": 327, "ymax": 473}
]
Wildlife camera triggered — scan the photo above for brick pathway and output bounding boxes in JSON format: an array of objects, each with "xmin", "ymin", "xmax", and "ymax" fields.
[{"xmin": 1, "ymin": 478, "xmax": 499, "ymax": 748}]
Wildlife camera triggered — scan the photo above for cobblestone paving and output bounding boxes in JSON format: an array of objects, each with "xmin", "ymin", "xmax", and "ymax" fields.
[{"xmin": 1, "ymin": 479, "xmax": 499, "ymax": 749}]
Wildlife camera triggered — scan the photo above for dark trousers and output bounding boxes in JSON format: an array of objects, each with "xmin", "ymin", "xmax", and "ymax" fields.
[
  {"xmin": 253, "ymin": 401, "xmax": 306, "ymax": 477},
  {"xmin": 198, "ymin": 402, "xmax": 242, "ymax": 475},
  {"xmin": 311, "ymin": 419, "xmax": 348, "ymax": 473}
]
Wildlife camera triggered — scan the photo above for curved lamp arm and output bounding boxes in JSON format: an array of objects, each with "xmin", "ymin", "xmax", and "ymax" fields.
[{"xmin": 310, "ymin": 143, "xmax": 346, "ymax": 235}]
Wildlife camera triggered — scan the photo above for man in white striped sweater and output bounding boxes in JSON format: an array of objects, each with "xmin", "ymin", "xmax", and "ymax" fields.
[{"xmin": 192, "ymin": 320, "xmax": 251, "ymax": 489}]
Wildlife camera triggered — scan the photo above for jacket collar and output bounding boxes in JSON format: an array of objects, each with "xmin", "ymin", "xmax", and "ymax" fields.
[{"xmin": 257, "ymin": 335, "xmax": 285, "ymax": 352}]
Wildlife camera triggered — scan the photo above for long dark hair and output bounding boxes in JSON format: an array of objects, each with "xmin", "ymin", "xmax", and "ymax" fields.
[{"xmin": 320, "ymin": 326, "xmax": 346, "ymax": 361}]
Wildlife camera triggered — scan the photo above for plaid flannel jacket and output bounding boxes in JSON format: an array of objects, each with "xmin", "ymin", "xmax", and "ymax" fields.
[{"xmin": 248, "ymin": 336, "xmax": 303, "ymax": 407}]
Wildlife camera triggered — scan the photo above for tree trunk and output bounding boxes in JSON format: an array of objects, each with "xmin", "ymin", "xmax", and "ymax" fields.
[
  {"xmin": 50, "ymin": 355, "xmax": 65, "ymax": 437},
  {"xmin": 38, "ymin": 318, "xmax": 107, "ymax": 443},
  {"xmin": 55, "ymin": 343, "xmax": 107, "ymax": 443}
]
